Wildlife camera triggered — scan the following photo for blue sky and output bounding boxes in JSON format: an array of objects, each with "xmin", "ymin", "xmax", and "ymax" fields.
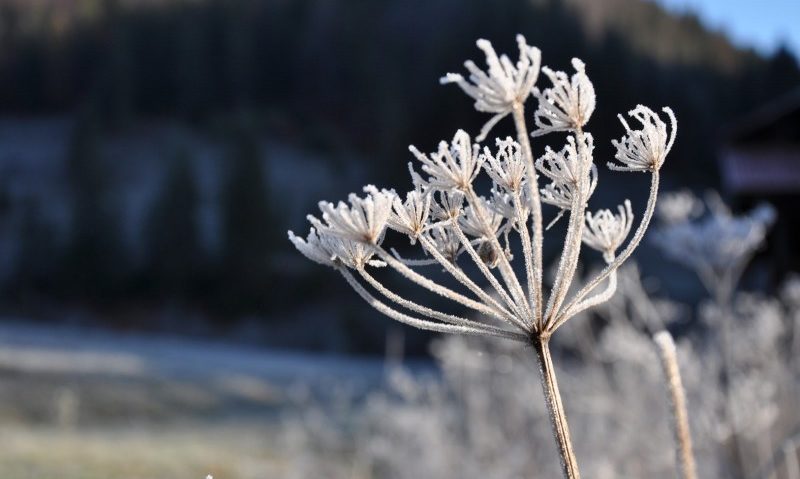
[{"xmin": 655, "ymin": 0, "xmax": 800, "ymax": 58}]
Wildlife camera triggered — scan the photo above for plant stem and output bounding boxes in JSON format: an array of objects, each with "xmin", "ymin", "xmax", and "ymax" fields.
[
  {"xmin": 534, "ymin": 335, "xmax": 581, "ymax": 479},
  {"xmin": 716, "ymin": 291, "xmax": 751, "ymax": 479},
  {"xmin": 512, "ymin": 104, "xmax": 543, "ymax": 326},
  {"xmin": 654, "ymin": 331, "xmax": 698, "ymax": 479}
]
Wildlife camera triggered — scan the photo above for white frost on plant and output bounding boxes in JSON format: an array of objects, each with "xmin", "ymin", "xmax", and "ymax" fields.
[
  {"xmin": 609, "ymin": 105, "xmax": 677, "ymax": 173},
  {"xmin": 482, "ymin": 137, "xmax": 528, "ymax": 193},
  {"xmin": 459, "ymin": 196, "xmax": 503, "ymax": 240},
  {"xmin": 310, "ymin": 185, "xmax": 393, "ymax": 245},
  {"xmin": 532, "ymin": 58, "xmax": 596, "ymax": 136},
  {"xmin": 409, "ymin": 130, "xmax": 484, "ymax": 191},
  {"xmin": 290, "ymin": 33, "xmax": 675, "ymax": 344},
  {"xmin": 653, "ymin": 195, "xmax": 775, "ymax": 297},
  {"xmin": 289, "ymin": 36, "xmax": 679, "ymax": 478},
  {"xmin": 282, "ymin": 260, "xmax": 800, "ymax": 479},
  {"xmin": 535, "ymin": 134, "xmax": 597, "ymax": 226},
  {"xmin": 287, "ymin": 228, "xmax": 337, "ymax": 268},
  {"xmin": 582, "ymin": 200, "xmax": 634, "ymax": 262},
  {"xmin": 441, "ymin": 35, "xmax": 542, "ymax": 141},
  {"xmin": 387, "ymin": 187, "xmax": 432, "ymax": 244}
]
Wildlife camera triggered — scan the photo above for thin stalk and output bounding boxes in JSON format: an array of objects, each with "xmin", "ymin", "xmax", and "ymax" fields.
[
  {"xmin": 552, "ymin": 268, "xmax": 617, "ymax": 331},
  {"xmin": 450, "ymin": 220, "xmax": 529, "ymax": 321},
  {"xmin": 512, "ymin": 103, "xmax": 544, "ymax": 325},
  {"xmin": 513, "ymin": 188, "xmax": 538, "ymax": 329},
  {"xmin": 716, "ymin": 287, "xmax": 750, "ymax": 479},
  {"xmin": 543, "ymin": 129, "xmax": 591, "ymax": 330},
  {"xmin": 534, "ymin": 336, "xmax": 581, "ymax": 479},
  {"xmin": 357, "ymin": 268, "xmax": 527, "ymax": 341},
  {"xmin": 756, "ymin": 432, "xmax": 800, "ymax": 479},
  {"xmin": 339, "ymin": 268, "xmax": 526, "ymax": 341},
  {"xmin": 559, "ymin": 171, "xmax": 660, "ymax": 321},
  {"xmin": 465, "ymin": 188, "xmax": 531, "ymax": 319},
  {"xmin": 415, "ymin": 235, "xmax": 530, "ymax": 332},
  {"xmin": 374, "ymin": 246, "xmax": 520, "ymax": 328},
  {"xmin": 654, "ymin": 331, "xmax": 697, "ymax": 479},
  {"xmin": 785, "ymin": 439, "xmax": 800, "ymax": 479}
]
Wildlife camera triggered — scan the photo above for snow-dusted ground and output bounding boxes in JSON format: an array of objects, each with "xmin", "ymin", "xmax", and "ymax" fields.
[
  {"xmin": 0, "ymin": 320, "xmax": 425, "ymax": 426},
  {"xmin": 0, "ymin": 320, "xmax": 421, "ymax": 478},
  {"xmin": 0, "ymin": 320, "xmax": 389, "ymax": 383}
]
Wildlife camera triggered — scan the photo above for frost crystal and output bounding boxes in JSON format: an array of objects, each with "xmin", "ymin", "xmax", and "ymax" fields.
[
  {"xmin": 489, "ymin": 186, "xmax": 529, "ymax": 226},
  {"xmin": 287, "ymin": 228, "xmax": 337, "ymax": 267},
  {"xmin": 459, "ymin": 196, "xmax": 503, "ymax": 240},
  {"xmin": 426, "ymin": 226, "xmax": 462, "ymax": 264},
  {"xmin": 536, "ymin": 134, "xmax": 597, "ymax": 215},
  {"xmin": 387, "ymin": 187, "xmax": 432, "ymax": 243}
]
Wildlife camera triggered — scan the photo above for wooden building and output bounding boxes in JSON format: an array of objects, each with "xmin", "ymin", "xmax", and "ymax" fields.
[{"xmin": 719, "ymin": 88, "xmax": 800, "ymax": 276}]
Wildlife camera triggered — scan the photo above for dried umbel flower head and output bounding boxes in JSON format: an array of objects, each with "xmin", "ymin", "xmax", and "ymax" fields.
[
  {"xmin": 288, "ymin": 227, "xmax": 385, "ymax": 270},
  {"xmin": 441, "ymin": 35, "xmax": 541, "ymax": 141},
  {"xmin": 289, "ymin": 34, "xmax": 677, "ymax": 479},
  {"xmin": 532, "ymin": 58, "xmax": 596, "ymax": 136},
  {"xmin": 536, "ymin": 134, "xmax": 598, "ymax": 223},
  {"xmin": 609, "ymin": 105, "xmax": 677, "ymax": 172},
  {"xmin": 459, "ymin": 196, "xmax": 504, "ymax": 241},
  {"xmin": 582, "ymin": 200, "xmax": 634, "ymax": 262},
  {"xmin": 387, "ymin": 187, "xmax": 432, "ymax": 244},
  {"xmin": 483, "ymin": 137, "xmax": 528, "ymax": 193},
  {"xmin": 312, "ymin": 185, "xmax": 393, "ymax": 244},
  {"xmin": 409, "ymin": 130, "xmax": 484, "ymax": 191}
]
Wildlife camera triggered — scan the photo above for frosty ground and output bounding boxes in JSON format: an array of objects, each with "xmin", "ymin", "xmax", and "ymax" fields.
[{"xmin": 0, "ymin": 320, "xmax": 404, "ymax": 479}]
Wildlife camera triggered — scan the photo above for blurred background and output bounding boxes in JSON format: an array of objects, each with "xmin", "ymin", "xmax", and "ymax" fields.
[{"xmin": 0, "ymin": 0, "xmax": 797, "ymax": 478}]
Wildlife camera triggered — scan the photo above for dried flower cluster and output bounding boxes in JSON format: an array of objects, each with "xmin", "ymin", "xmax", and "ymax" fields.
[{"xmin": 289, "ymin": 35, "xmax": 677, "ymax": 479}]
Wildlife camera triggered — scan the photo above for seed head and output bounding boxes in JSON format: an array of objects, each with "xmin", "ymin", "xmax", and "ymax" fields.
[
  {"xmin": 536, "ymin": 134, "xmax": 597, "ymax": 213},
  {"xmin": 387, "ymin": 187, "xmax": 432, "ymax": 244},
  {"xmin": 582, "ymin": 200, "xmax": 634, "ymax": 262},
  {"xmin": 313, "ymin": 185, "xmax": 393, "ymax": 244},
  {"xmin": 409, "ymin": 130, "xmax": 483, "ymax": 191},
  {"xmin": 441, "ymin": 35, "xmax": 541, "ymax": 141},
  {"xmin": 609, "ymin": 105, "xmax": 677, "ymax": 172},
  {"xmin": 532, "ymin": 58, "xmax": 596, "ymax": 136},
  {"xmin": 482, "ymin": 137, "xmax": 528, "ymax": 193}
]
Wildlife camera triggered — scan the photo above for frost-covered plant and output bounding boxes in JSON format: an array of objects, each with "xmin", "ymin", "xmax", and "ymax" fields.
[
  {"xmin": 652, "ymin": 192, "xmax": 794, "ymax": 478},
  {"xmin": 595, "ymin": 262, "xmax": 800, "ymax": 479},
  {"xmin": 654, "ymin": 331, "xmax": 698, "ymax": 479},
  {"xmin": 289, "ymin": 35, "xmax": 677, "ymax": 478},
  {"xmin": 282, "ymin": 320, "xmax": 702, "ymax": 478},
  {"xmin": 281, "ymin": 260, "xmax": 799, "ymax": 478},
  {"xmin": 782, "ymin": 275, "xmax": 800, "ymax": 369},
  {"xmin": 653, "ymin": 191, "xmax": 775, "ymax": 306}
]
